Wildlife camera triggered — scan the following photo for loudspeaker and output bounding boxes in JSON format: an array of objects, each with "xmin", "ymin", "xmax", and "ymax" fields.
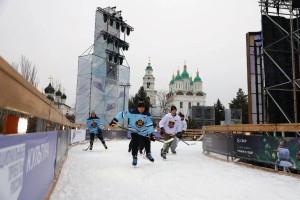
[
  {"xmin": 262, "ymin": 15, "xmax": 300, "ymax": 123},
  {"xmin": 293, "ymin": 0, "xmax": 300, "ymax": 9}
]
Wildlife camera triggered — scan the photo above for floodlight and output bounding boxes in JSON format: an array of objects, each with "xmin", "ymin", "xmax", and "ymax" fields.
[
  {"xmin": 116, "ymin": 21, "xmax": 120, "ymax": 30},
  {"xmin": 119, "ymin": 57, "xmax": 124, "ymax": 65},
  {"xmin": 121, "ymin": 25, "xmax": 126, "ymax": 32},
  {"xmin": 107, "ymin": 36, "xmax": 111, "ymax": 44},
  {"xmin": 114, "ymin": 54, "xmax": 119, "ymax": 63},
  {"xmin": 126, "ymin": 27, "xmax": 130, "ymax": 36},
  {"xmin": 103, "ymin": 14, "xmax": 108, "ymax": 22}
]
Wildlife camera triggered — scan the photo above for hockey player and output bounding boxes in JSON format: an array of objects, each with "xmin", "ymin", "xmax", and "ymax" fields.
[
  {"xmin": 159, "ymin": 105, "xmax": 182, "ymax": 159},
  {"xmin": 128, "ymin": 133, "xmax": 145, "ymax": 154},
  {"xmin": 170, "ymin": 112, "xmax": 187, "ymax": 154},
  {"xmin": 109, "ymin": 100, "xmax": 155, "ymax": 166},
  {"xmin": 86, "ymin": 111, "xmax": 108, "ymax": 150}
]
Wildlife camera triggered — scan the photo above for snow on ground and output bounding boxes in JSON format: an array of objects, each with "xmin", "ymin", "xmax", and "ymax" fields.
[{"xmin": 50, "ymin": 140, "xmax": 299, "ymax": 200}]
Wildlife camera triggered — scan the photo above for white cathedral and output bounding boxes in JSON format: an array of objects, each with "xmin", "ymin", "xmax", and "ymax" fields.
[{"xmin": 142, "ymin": 60, "xmax": 206, "ymax": 120}]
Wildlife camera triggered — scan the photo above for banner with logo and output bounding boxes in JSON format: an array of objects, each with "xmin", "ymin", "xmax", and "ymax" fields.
[
  {"xmin": 234, "ymin": 135, "xmax": 300, "ymax": 170},
  {"xmin": 0, "ymin": 132, "xmax": 57, "ymax": 200}
]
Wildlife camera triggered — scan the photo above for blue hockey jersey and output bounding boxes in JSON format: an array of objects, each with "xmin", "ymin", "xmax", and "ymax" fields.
[
  {"xmin": 113, "ymin": 109, "xmax": 153, "ymax": 136},
  {"xmin": 86, "ymin": 116, "xmax": 103, "ymax": 134}
]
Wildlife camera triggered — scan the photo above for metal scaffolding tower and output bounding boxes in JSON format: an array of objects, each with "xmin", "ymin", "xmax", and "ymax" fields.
[
  {"xmin": 259, "ymin": 0, "xmax": 300, "ymax": 123},
  {"xmin": 75, "ymin": 6, "xmax": 133, "ymax": 125}
]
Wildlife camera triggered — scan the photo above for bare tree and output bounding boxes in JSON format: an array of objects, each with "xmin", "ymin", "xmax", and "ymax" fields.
[
  {"xmin": 156, "ymin": 90, "xmax": 171, "ymax": 116},
  {"xmin": 12, "ymin": 55, "xmax": 40, "ymax": 87}
]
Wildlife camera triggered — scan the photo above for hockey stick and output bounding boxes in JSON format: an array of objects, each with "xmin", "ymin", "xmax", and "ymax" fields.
[
  {"xmin": 83, "ymin": 145, "xmax": 90, "ymax": 151},
  {"xmin": 116, "ymin": 126, "xmax": 173, "ymax": 144},
  {"xmin": 157, "ymin": 137, "xmax": 174, "ymax": 144},
  {"xmin": 180, "ymin": 139, "xmax": 196, "ymax": 146},
  {"xmin": 197, "ymin": 134, "xmax": 205, "ymax": 141}
]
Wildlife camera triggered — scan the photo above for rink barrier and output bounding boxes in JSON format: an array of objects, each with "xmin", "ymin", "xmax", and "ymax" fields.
[
  {"xmin": 55, "ymin": 130, "xmax": 70, "ymax": 175},
  {"xmin": 1, "ymin": 128, "xmax": 134, "ymax": 200},
  {"xmin": 85, "ymin": 130, "xmax": 128, "ymax": 140},
  {"xmin": 0, "ymin": 131, "xmax": 58, "ymax": 200},
  {"xmin": 202, "ymin": 132, "xmax": 234, "ymax": 161},
  {"xmin": 202, "ymin": 133, "xmax": 300, "ymax": 171}
]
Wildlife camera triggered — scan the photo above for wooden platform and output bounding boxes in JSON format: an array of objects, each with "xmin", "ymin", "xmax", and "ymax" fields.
[{"xmin": 182, "ymin": 129, "xmax": 204, "ymax": 140}]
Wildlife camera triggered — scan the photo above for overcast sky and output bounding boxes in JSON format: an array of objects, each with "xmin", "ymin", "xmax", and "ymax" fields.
[{"xmin": 0, "ymin": 0, "xmax": 261, "ymax": 108}]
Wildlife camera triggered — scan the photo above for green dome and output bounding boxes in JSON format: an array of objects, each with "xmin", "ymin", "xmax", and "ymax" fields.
[
  {"xmin": 194, "ymin": 70, "xmax": 202, "ymax": 82},
  {"xmin": 169, "ymin": 74, "xmax": 175, "ymax": 85},
  {"xmin": 181, "ymin": 64, "xmax": 189, "ymax": 79},
  {"xmin": 146, "ymin": 65, "xmax": 153, "ymax": 70},
  {"xmin": 55, "ymin": 90, "xmax": 62, "ymax": 96},
  {"xmin": 181, "ymin": 70, "xmax": 189, "ymax": 79},
  {"xmin": 61, "ymin": 93, "xmax": 67, "ymax": 99},
  {"xmin": 44, "ymin": 83, "xmax": 55, "ymax": 94},
  {"xmin": 175, "ymin": 74, "xmax": 182, "ymax": 81},
  {"xmin": 169, "ymin": 78, "xmax": 174, "ymax": 84},
  {"xmin": 146, "ymin": 60, "xmax": 153, "ymax": 70},
  {"xmin": 174, "ymin": 69, "xmax": 182, "ymax": 81},
  {"xmin": 190, "ymin": 77, "xmax": 193, "ymax": 85},
  {"xmin": 194, "ymin": 76, "xmax": 202, "ymax": 82}
]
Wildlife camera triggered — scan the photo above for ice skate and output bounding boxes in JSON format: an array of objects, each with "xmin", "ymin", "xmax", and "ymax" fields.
[
  {"xmin": 132, "ymin": 156, "xmax": 138, "ymax": 166},
  {"xmin": 103, "ymin": 143, "xmax": 108, "ymax": 149},
  {"xmin": 146, "ymin": 153, "xmax": 154, "ymax": 162}
]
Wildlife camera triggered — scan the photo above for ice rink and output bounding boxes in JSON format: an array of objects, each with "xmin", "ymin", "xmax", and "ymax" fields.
[{"xmin": 50, "ymin": 140, "xmax": 299, "ymax": 200}]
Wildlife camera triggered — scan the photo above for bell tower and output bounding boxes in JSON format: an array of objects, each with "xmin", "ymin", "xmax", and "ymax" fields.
[{"xmin": 143, "ymin": 58, "xmax": 157, "ymax": 107}]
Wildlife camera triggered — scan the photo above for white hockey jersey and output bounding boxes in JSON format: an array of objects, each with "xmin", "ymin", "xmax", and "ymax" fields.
[
  {"xmin": 181, "ymin": 119, "xmax": 187, "ymax": 131},
  {"xmin": 159, "ymin": 113, "xmax": 182, "ymax": 136}
]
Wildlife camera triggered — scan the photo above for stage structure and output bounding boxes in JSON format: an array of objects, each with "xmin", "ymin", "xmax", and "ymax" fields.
[
  {"xmin": 258, "ymin": 0, "xmax": 300, "ymax": 123},
  {"xmin": 75, "ymin": 6, "xmax": 133, "ymax": 125}
]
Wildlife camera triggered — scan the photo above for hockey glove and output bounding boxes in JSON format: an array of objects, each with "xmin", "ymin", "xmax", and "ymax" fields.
[
  {"xmin": 176, "ymin": 132, "xmax": 183, "ymax": 139},
  {"xmin": 149, "ymin": 133, "xmax": 156, "ymax": 141},
  {"xmin": 160, "ymin": 127, "xmax": 165, "ymax": 135},
  {"xmin": 109, "ymin": 118, "xmax": 118, "ymax": 127}
]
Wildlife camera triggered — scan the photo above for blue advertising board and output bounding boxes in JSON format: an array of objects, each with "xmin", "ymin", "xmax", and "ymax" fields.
[{"xmin": 0, "ymin": 131, "xmax": 58, "ymax": 200}]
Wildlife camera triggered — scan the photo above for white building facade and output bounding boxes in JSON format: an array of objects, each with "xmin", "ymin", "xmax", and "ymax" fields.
[{"xmin": 167, "ymin": 64, "xmax": 206, "ymax": 117}]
